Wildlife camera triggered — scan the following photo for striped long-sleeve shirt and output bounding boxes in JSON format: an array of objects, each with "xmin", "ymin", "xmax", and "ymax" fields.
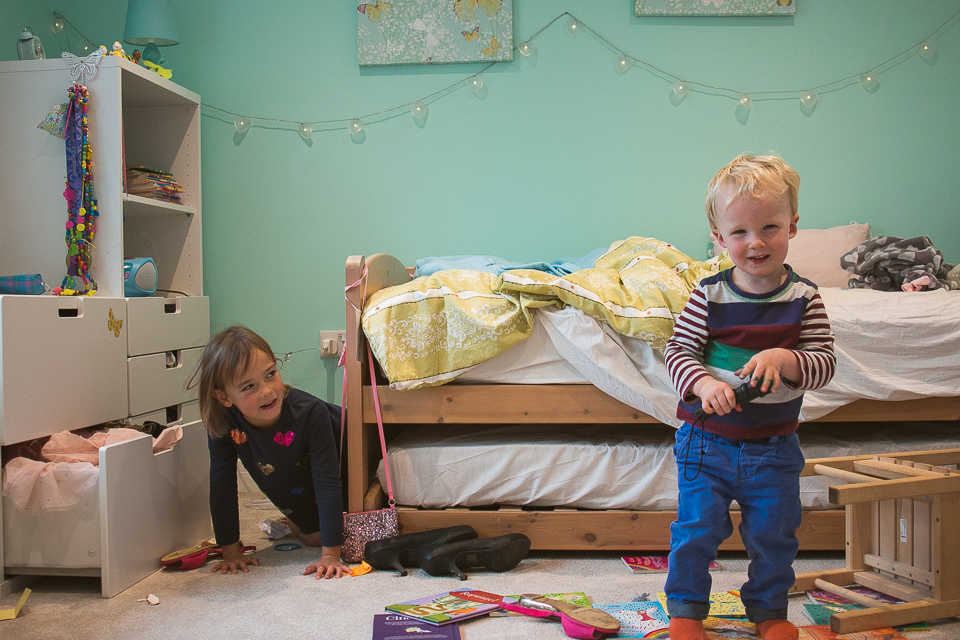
[{"xmin": 664, "ymin": 266, "xmax": 836, "ymax": 439}]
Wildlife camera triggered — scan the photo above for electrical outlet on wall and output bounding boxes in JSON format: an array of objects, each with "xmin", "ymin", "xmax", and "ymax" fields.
[{"xmin": 320, "ymin": 330, "xmax": 346, "ymax": 358}]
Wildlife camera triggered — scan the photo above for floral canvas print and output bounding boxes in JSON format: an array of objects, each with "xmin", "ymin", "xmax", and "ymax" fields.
[
  {"xmin": 636, "ymin": 0, "xmax": 795, "ymax": 16},
  {"xmin": 358, "ymin": 0, "xmax": 513, "ymax": 66}
]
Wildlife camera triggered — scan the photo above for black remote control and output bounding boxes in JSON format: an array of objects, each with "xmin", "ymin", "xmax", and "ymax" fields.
[{"xmin": 693, "ymin": 380, "xmax": 770, "ymax": 422}]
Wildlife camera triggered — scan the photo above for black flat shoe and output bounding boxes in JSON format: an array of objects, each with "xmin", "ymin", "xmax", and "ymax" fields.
[
  {"xmin": 418, "ymin": 533, "xmax": 531, "ymax": 580},
  {"xmin": 364, "ymin": 525, "xmax": 478, "ymax": 576}
]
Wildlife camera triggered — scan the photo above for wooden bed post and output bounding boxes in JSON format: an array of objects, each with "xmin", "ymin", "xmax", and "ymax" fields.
[{"xmin": 791, "ymin": 449, "xmax": 960, "ymax": 634}]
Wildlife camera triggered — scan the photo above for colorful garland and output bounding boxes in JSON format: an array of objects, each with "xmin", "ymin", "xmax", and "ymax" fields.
[{"xmin": 55, "ymin": 83, "xmax": 98, "ymax": 296}]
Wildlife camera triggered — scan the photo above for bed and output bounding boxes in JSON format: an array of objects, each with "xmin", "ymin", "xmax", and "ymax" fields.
[{"xmin": 343, "ymin": 232, "xmax": 960, "ymax": 552}]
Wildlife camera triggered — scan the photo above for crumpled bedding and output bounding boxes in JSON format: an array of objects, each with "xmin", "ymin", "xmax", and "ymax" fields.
[
  {"xmin": 2, "ymin": 426, "xmax": 182, "ymax": 514},
  {"xmin": 841, "ymin": 236, "xmax": 957, "ymax": 291},
  {"xmin": 362, "ymin": 237, "xmax": 732, "ymax": 389}
]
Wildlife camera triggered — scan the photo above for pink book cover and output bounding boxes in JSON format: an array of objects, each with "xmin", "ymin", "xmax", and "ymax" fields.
[{"xmin": 623, "ymin": 555, "xmax": 723, "ymax": 574}]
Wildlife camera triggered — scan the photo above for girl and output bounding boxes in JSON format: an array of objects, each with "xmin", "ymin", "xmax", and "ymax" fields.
[{"xmin": 193, "ymin": 325, "xmax": 349, "ymax": 579}]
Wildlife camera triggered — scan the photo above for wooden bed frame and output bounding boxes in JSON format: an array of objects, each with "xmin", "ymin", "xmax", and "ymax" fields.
[{"xmin": 345, "ymin": 254, "xmax": 960, "ymax": 552}]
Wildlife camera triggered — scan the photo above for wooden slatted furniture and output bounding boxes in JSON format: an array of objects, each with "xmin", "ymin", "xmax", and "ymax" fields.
[
  {"xmin": 792, "ymin": 449, "xmax": 960, "ymax": 633},
  {"xmin": 345, "ymin": 253, "xmax": 960, "ymax": 552}
]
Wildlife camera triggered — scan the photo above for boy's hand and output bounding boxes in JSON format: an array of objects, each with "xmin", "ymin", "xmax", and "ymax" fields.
[
  {"xmin": 211, "ymin": 543, "xmax": 260, "ymax": 575},
  {"xmin": 303, "ymin": 548, "xmax": 351, "ymax": 580},
  {"xmin": 692, "ymin": 377, "xmax": 738, "ymax": 417},
  {"xmin": 737, "ymin": 348, "xmax": 798, "ymax": 394}
]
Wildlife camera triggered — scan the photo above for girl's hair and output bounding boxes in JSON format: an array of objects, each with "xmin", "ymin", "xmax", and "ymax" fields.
[
  {"xmin": 189, "ymin": 325, "xmax": 285, "ymax": 437},
  {"xmin": 705, "ymin": 154, "xmax": 800, "ymax": 230}
]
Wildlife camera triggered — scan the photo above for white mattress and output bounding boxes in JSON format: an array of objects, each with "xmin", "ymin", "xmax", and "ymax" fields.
[
  {"xmin": 378, "ymin": 423, "xmax": 960, "ymax": 511},
  {"xmin": 459, "ymin": 288, "xmax": 960, "ymax": 425}
]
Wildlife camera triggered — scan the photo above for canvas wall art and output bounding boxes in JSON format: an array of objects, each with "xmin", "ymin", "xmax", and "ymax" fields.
[
  {"xmin": 358, "ymin": 0, "xmax": 514, "ymax": 66},
  {"xmin": 636, "ymin": 0, "xmax": 795, "ymax": 16}
]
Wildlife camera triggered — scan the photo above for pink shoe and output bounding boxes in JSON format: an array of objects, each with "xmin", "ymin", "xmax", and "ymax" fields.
[{"xmin": 501, "ymin": 594, "xmax": 620, "ymax": 639}]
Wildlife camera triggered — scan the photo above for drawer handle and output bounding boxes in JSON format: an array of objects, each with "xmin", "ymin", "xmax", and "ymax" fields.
[
  {"xmin": 58, "ymin": 308, "xmax": 79, "ymax": 318},
  {"xmin": 164, "ymin": 302, "xmax": 177, "ymax": 314},
  {"xmin": 165, "ymin": 350, "xmax": 181, "ymax": 368}
]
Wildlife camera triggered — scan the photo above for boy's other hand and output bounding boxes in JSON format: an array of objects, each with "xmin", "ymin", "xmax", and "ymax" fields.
[
  {"xmin": 737, "ymin": 348, "xmax": 795, "ymax": 394},
  {"xmin": 692, "ymin": 378, "xmax": 738, "ymax": 416}
]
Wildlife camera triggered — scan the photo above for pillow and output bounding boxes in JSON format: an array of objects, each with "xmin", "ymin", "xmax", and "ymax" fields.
[
  {"xmin": 786, "ymin": 223, "xmax": 871, "ymax": 287},
  {"xmin": 708, "ymin": 223, "xmax": 871, "ymax": 288}
]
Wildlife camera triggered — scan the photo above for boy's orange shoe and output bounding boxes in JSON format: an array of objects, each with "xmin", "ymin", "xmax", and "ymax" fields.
[
  {"xmin": 755, "ymin": 619, "xmax": 799, "ymax": 640},
  {"xmin": 669, "ymin": 617, "xmax": 710, "ymax": 640}
]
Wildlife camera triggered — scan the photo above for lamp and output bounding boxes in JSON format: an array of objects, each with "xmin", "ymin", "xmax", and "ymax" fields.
[{"xmin": 123, "ymin": 0, "xmax": 179, "ymax": 65}]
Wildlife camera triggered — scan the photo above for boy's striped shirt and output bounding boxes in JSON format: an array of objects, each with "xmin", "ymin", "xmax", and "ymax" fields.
[{"xmin": 664, "ymin": 266, "xmax": 836, "ymax": 439}]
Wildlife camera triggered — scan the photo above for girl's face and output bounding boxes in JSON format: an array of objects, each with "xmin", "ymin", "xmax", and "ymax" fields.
[{"xmin": 213, "ymin": 348, "xmax": 284, "ymax": 429}]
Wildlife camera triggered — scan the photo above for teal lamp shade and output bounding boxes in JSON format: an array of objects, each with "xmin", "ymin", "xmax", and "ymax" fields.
[{"xmin": 123, "ymin": 0, "xmax": 179, "ymax": 64}]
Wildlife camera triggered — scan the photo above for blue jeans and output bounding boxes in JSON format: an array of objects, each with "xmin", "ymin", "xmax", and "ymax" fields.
[{"xmin": 665, "ymin": 423, "xmax": 804, "ymax": 624}]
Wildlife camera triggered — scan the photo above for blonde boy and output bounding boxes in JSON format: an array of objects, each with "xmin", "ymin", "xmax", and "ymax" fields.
[{"xmin": 663, "ymin": 155, "xmax": 836, "ymax": 640}]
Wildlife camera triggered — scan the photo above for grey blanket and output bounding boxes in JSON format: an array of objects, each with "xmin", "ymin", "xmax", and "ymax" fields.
[{"xmin": 841, "ymin": 236, "xmax": 956, "ymax": 291}]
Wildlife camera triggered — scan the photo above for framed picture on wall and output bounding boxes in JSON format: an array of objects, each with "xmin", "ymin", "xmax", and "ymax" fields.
[
  {"xmin": 358, "ymin": 0, "xmax": 513, "ymax": 66},
  {"xmin": 636, "ymin": 0, "xmax": 795, "ymax": 16}
]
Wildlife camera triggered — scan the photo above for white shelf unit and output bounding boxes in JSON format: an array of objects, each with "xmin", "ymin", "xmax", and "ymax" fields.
[
  {"xmin": 0, "ymin": 57, "xmax": 211, "ymax": 598},
  {"xmin": 0, "ymin": 56, "xmax": 202, "ymax": 297}
]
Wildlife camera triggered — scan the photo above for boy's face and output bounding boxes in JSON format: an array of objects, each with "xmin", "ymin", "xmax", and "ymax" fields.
[
  {"xmin": 213, "ymin": 348, "xmax": 285, "ymax": 429},
  {"xmin": 713, "ymin": 191, "xmax": 798, "ymax": 293}
]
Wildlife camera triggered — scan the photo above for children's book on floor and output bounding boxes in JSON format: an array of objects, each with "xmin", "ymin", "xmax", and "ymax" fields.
[
  {"xmin": 801, "ymin": 603, "xmax": 859, "ymax": 626},
  {"xmin": 385, "ymin": 590, "xmax": 502, "ymax": 626},
  {"xmin": 704, "ymin": 617, "xmax": 760, "ymax": 640},
  {"xmin": 622, "ymin": 555, "xmax": 723, "ymax": 574},
  {"xmin": 372, "ymin": 614, "xmax": 460, "ymax": 640},
  {"xmin": 798, "ymin": 626, "xmax": 908, "ymax": 640},
  {"xmin": 656, "ymin": 591, "xmax": 746, "ymax": 618},
  {"xmin": 592, "ymin": 600, "xmax": 669, "ymax": 638},
  {"xmin": 806, "ymin": 587, "xmax": 903, "ymax": 607},
  {"xmin": 492, "ymin": 592, "xmax": 590, "ymax": 617}
]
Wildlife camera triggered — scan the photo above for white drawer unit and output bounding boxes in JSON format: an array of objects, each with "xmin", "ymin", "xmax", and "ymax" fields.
[
  {"xmin": 127, "ymin": 347, "xmax": 203, "ymax": 416},
  {"xmin": 2, "ymin": 421, "xmax": 212, "ymax": 597},
  {"xmin": 0, "ymin": 295, "xmax": 128, "ymax": 445},
  {"xmin": 126, "ymin": 296, "xmax": 209, "ymax": 357}
]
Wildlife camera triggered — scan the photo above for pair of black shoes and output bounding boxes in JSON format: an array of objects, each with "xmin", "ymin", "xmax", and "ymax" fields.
[{"xmin": 364, "ymin": 526, "xmax": 531, "ymax": 581}]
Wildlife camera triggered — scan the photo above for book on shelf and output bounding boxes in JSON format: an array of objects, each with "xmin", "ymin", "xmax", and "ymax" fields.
[
  {"xmin": 592, "ymin": 600, "xmax": 669, "ymax": 638},
  {"xmin": 656, "ymin": 591, "xmax": 745, "ymax": 618},
  {"xmin": 798, "ymin": 626, "xmax": 907, "ymax": 640},
  {"xmin": 372, "ymin": 614, "xmax": 460, "ymax": 640},
  {"xmin": 622, "ymin": 555, "xmax": 724, "ymax": 574},
  {"xmin": 492, "ymin": 592, "xmax": 590, "ymax": 617},
  {"xmin": 384, "ymin": 590, "xmax": 501, "ymax": 626},
  {"xmin": 125, "ymin": 165, "xmax": 183, "ymax": 204}
]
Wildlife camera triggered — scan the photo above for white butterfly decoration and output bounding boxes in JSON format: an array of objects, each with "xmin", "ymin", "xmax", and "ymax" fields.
[
  {"xmin": 62, "ymin": 47, "xmax": 106, "ymax": 82},
  {"xmin": 410, "ymin": 17, "xmax": 440, "ymax": 49}
]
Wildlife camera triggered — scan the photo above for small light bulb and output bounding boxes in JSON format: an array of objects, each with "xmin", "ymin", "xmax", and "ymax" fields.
[
  {"xmin": 800, "ymin": 90, "xmax": 818, "ymax": 108},
  {"xmin": 917, "ymin": 39, "xmax": 935, "ymax": 59},
  {"xmin": 518, "ymin": 41, "xmax": 536, "ymax": 57},
  {"xmin": 673, "ymin": 80, "xmax": 689, "ymax": 99},
  {"xmin": 859, "ymin": 73, "xmax": 879, "ymax": 92},
  {"xmin": 234, "ymin": 115, "xmax": 250, "ymax": 133},
  {"xmin": 469, "ymin": 75, "xmax": 484, "ymax": 94},
  {"xmin": 410, "ymin": 101, "xmax": 428, "ymax": 120},
  {"xmin": 298, "ymin": 123, "xmax": 312, "ymax": 140},
  {"xmin": 615, "ymin": 54, "xmax": 632, "ymax": 74},
  {"xmin": 566, "ymin": 18, "xmax": 581, "ymax": 37},
  {"xmin": 349, "ymin": 119, "xmax": 363, "ymax": 135},
  {"xmin": 52, "ymin": 15, "xmax": 64, "ymax": 34},
  {"xmin": 737, "ymin": 93, "xmax": 752, "ymax": 109}
]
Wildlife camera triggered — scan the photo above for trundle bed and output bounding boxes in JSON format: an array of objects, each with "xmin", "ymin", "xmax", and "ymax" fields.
[{"xmin": 343, "ymin": 249, "xmax": 960, "ymax": 552}]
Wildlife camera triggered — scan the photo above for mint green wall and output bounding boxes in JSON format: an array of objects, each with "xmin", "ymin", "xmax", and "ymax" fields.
[{"xmin": 3, "ymin": 1, "xmax": 958, "ymax": 402}]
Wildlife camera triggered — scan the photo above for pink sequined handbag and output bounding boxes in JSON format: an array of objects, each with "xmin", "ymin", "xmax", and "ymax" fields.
[{"xmin": 339, "ymin": 343, "xmax": 398, "ymax": 563}]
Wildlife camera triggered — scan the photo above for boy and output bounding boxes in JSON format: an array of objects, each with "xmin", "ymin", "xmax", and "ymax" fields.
[{"xmin": 663, "ymin": 154, "xmax": 836, "ymax": 640}]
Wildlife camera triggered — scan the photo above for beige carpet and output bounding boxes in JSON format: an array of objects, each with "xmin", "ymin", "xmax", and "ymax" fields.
[{"xmin": 2, "ymin": 494, "xmax": 959, "ymax": 640}]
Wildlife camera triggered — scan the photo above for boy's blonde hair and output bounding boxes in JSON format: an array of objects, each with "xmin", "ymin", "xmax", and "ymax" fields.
[
  {"xmin": 189, "ymin": 325, "xmax": 288, "ymax": 437},
  {"xmin": 705, "ymin": 154, "xmax": 800, "ymax": 230}
]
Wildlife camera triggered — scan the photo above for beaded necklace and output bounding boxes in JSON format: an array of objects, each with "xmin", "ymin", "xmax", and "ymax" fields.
[{"xmin": 55, "ymin": 83, "xmax": 98, "ymax": 296}]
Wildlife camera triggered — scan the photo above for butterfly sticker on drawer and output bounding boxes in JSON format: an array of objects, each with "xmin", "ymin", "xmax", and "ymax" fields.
[{"xmin": 107, "ymin": 308, "xmax": 123, "ymax": 337}]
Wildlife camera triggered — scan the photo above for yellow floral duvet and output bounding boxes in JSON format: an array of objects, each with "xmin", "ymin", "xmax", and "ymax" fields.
[{"xmin": 362, "ymin": 237, "xmax": 732, "ymax": 389}]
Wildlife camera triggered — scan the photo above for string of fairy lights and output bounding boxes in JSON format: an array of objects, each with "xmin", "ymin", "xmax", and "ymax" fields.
[{"xmin": 198, "ymin": 8, "xmax": 960, "ymax": 141}]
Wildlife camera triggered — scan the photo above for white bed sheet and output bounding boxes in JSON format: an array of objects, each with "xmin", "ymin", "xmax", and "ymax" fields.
[
  {"xmin": 379, "ymin": 423, "xmax": 960, "ymax": 511},
  {"xmin": 458, "ymin": 288, "xmax": 960, "ymax": 424}
]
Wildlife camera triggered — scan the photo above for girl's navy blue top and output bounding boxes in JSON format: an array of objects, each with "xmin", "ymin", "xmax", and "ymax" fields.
[{"xmin": 208, "ymin": 388, "xmax": 344, "ymax": 548}]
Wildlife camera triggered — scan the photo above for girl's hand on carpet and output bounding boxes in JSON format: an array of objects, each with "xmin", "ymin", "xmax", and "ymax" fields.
[
  {"xmin": 211, "ymin": 543, "xmax": 261, "ymax": 574},
  {"xmin": 304, "ymin": 552, "xmax": 351, "ymax": 580}
]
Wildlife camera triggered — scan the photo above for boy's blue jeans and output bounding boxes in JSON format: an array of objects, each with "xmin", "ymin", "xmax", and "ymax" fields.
[{"xmin": 665, "ymin": 423, "xmax": 804, "ymax": 624}]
